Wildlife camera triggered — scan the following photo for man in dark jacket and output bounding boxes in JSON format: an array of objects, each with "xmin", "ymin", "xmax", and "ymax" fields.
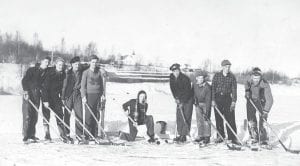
[
  {"xmin": 169, "ymin": 63, "xmax": 194, "ymax": 143},
  {"xmin": 62, "ymin": 56, "xmax": 84, "ymax": 141},
  {"xmin": 211, "ymin": 60, "xmax": 238, "ymax": 144},
  {"xmin": 21, "ymin": 56, "xmax": 50, "ymax": 143},
  {"xmin": 245, "ymin": 67, "xmax": 273, "ymax": 146},
  {"xmin": 42, "ymin": 57, "xmax": 71, "ymax": 142},
  {"xmin": 119, "ymin": 90, "xmax": 156, "ymax": 143}
]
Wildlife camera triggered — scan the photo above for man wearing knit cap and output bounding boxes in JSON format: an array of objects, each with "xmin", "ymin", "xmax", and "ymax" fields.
[
  {"xmin": 62, "ymin": 56, "xmax": 85, "ymax": 142},
  {"xmin": 193, "ymin": 70, "xmax": 212, "ymax": 145},
  {"xmin": 245, "ymin": 67, "xmax": 273, "ymax": 146},
  {"xmin": 169, "ymin": 63, "xmax": 194, "ymax": 143},
  {"xmin": 211, "ymin": 60, "xmax": 239, "ymax": 144}
]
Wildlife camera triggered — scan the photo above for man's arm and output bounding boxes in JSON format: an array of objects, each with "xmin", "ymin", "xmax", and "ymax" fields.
[
  {"xmin": 263, "ymin": 83, "xmax": 274, "ymax": 112},
  {"xmin": 61, "ymin": 72, "xmax": 69, "ymax": 100},
  {"xmin": 21, "ymin": 68, "xmax": 33, "ymax": 91},
  {"xmin": 231, "ymin": 74, "xmax": 237, "ymax": 103},
  {"xmin": 80, "ymin": 71, "xmax": 88, "ymax": 100}
]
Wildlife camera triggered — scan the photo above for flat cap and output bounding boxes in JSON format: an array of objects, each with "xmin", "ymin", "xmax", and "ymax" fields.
[
  {"xmin": 169, "ymin": 63, "xmax": 180, "ymax": 71},
  {"xmin": 70, "ymin": 56, "xmax": 80, "ymax": 64},
  {"xmin": 221, "ymin": 60, "xmax": 231, "ymax": 66}
]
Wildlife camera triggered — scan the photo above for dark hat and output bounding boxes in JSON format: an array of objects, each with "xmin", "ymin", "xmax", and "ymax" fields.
[
  {"xmin": 221, "ymin": 60, "xmax": 231, "ymax": 66},
  {"xmin": 40, "ymin": 56, "xmax": 51, "ymax": 62},
  {"xmin": 55, "ymin": 57, "xmax": 65, "ymax": 63},
  {"xmin": 251, "ymin": 67, "xmax": 262, "ymax": 76},
  {"xmin": 169, "ymin": 63, "xmax": 180, "ymax": 71},
  {"xmin": 194, "ymin": 69, "xmax": 208, "ymax": 78},
  {"xmin": 70, "ymin": 56, "xmax": 80, "ymax": 64},
  {"xmin": 89, "ymin": 54, "xmax": 99, "ymax": 61}
]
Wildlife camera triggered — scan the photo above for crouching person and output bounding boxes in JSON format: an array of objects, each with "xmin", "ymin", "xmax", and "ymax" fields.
[
  {"xmin": 119, "ymin": 90, "xmax": 156, "ymax": 143},
  {"xmin": 193, "ymin": 70, "xmax": 212, "ymax": 145}
]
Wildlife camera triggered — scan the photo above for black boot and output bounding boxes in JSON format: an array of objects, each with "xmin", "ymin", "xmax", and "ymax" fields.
[
  {"xmin": 148, "ymin": 136, "xmax": 156, "ymax": 143},
  {"xmin": 173, "ymin": 136, "xmax": 181, "ymax": 142},
  {"xmin": 194, "ymin": 137, "xmax": 205, "ymax": 143},
  {"xmin": 44, "ymin": 125, "xmax": 52, "ymax": 141},
  {"xmin": 203, "ymin": 137, "xmax": 210, "ymax": 144},
  {"xmin": 179, "ymin": 135, "xmax": 187, "ymax": 143},
  {"xmin": 66, "ymin": 135, "xmax": 74, "ymax": 144},
  {"xmin": 215, "ymin": 137, "xmax": 223, "ymax": 143}
]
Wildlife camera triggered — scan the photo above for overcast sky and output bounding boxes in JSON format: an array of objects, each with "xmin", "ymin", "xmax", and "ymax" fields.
[{"xmin": 0, "ymin": 0, "xmax": 299, "ymax": 77}]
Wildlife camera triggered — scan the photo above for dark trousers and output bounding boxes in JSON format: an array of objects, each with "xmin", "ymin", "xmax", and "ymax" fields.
[
  {"xmin": 85, "ymin": 93, "xmax": 101, "ymax": 138},
  {"xmin": 247, "ymin": 99, "xmax": 268, "ymax": 142},
  {"xmin": 22, "ymin": 89, "xmax": 39, "ymax": 139},
  {"xmin": 214, "ymin": 94, "xmax": 237, "ymax": 141},
  {"xmin": 48, "ymin": 94, "xmax": 65, "ymax": 136},
  {"xmin": 176, "ymin": 98, "xmax": 193, "ymax": 136},
  {"xmin": 120, "ymin": 115, "xmax": 155, "ymax": 141},
  {"xmin": 64, "ymin": 90, "xmax": 83, "ymax": 137}
]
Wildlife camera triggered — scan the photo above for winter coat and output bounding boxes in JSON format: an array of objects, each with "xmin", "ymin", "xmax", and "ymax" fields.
[
  {"xmin": 42, "ymin": 68, "xmax": 66, "ymax": 102},
  {"xmin": 21, "ymin": 65, "xmax": 49, "ymax": 92},
  {"xmin": 193, "ymin": 82, "xmax": 212, "ymax": 113},
  {"xmin": 61, "ymin": 69, "xmax": 83, "ymax": 100},
  {"xmin": 169, "ymin": 72, "xmax": 194, "ymax": 103},
  {"xmin": 245, "ymin": 78, "xmax": 274, "ymax": 112},
  {"xmin": 123, "ymin": 99, "xmax": 148, "ymax": 125}
]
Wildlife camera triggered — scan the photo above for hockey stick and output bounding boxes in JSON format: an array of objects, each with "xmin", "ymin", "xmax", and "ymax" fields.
[
  {"xmin": 249, "ymin": 99, "xmax": 300, "ymax": 154},
  {"xmin": 214, "ymin": 106, "xmax": 244, "ymax": 146},
  {"xmin": 46, "ymin": 106, "xmax": 82, "ymax": 142},
  {"xmin": 84, "ymin": 103, "xmax": 125, "ymax": 146},
  {"xmin": 196, "ymin": 104, "xmax": 240, "ymax": 150},
  {"xmin": 124, "ymin": 112, "xmax": 138, "ymax": 128},
  {"xmin": 28, "ymin": 99, "xmax": 63, "ymax": 142},
  {"xmin": 63, "ymin": 104, "xmax": 108, "ymax": 145}
]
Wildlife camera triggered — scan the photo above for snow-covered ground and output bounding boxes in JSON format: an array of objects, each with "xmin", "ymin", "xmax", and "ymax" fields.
[{"xmin": 0, "ymin": 82, "xmax": 300, "ymax": 166}]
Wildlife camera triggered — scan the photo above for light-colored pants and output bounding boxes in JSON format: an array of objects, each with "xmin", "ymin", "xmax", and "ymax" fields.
[{"xmin": 195, "ymin": 103, "xmax": 211, "ymax": 138}]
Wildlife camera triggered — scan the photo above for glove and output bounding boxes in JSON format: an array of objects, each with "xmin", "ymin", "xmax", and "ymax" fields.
[
  {"xmin": 245, "ymin": 92, "xmax": 250, "ymax": 99},
  {"xmin": 261, "ymin": 110, "xmax": 268, "ymax": 119},
  {"xmin": 43, "ymin": 102, "xmax": 49, "ymax": 108},
  {"xmin": 175, "ymin": 99, "xmax": 180, "ymax": 104},
  {"xmin": 82, "ymin": 97, "xmax": 87, "ymax": 103},
  {"xmin": 212, "ymin": 101, "xmax": 217, "ymax": 108},
  {"xmin": 101, "ymin": 95, "xmax": 106, "ymax": 103},
  {"xmin": 230, "ymin": 102, "xmax": 236, "ymax": 112},
  {"xmin": 23, "ymin": 91, "xmax": 29, "ymax": 100}
]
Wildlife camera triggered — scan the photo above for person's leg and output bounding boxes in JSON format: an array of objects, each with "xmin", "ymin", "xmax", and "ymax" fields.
[
  {"xmin": 28, "ymin": 91, "xmax": 40, "ymax": 139},
  {"xmin": 214, "ymin": 96, "xmax": 225, "ymax": 140},
  {"xmin": 64, "ymin": 95, "xmax": 73, "ymax": 136},
  {"xmin": 42, "ymin": 100, "xmax": 51, "ymax": 140},
  {"xmin": 22, "ymin": 97, "xmax": 31, "ymax": 141},
  {"xmin": 195, "ymin": 105, "xmax": 202, "ymax": 140},
  {"xmin": 224, "ymin": 96, "xmax": 237, "ymax": 142},
  {"xmin": 120, "ymin": 119, "xmax": 138, "ymax": 141},
  {"xmin": 51, "ymin": 97, "xmax": 66, "ymax": 139},
  {"xmin": 86, "ymin": 93, "xmax": 100, "ymax": 137},
  {"xmin": 256, "ymin": 102, "xmax": 269, "ymax": 144},
  {"xmin": 73, "ymin": 91, "xmax": 84, "ymax": 137},
  {"xmin": 247, "ymin": 100, "xmax": 258, "ymax": 141},
  {"xmin": 182, "ymin": 99, "xmax": 193, "ymax": 136},
  {"xmin": 176, "ymin": 105, "xmax": 184, "ymax": 136},
  {"xmin": 145, "ymin": 115, "xmax": 155, "ymax": 137}
]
